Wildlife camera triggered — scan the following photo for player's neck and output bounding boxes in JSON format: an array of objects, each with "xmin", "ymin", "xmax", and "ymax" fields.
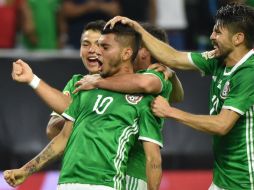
[
  {"xmin": 114, "ymin": 62, "xmax": 134, "ymax": 76},
  {"xmin": 225, "ymin": 47, "xmax": 250, "ymax": 67}
]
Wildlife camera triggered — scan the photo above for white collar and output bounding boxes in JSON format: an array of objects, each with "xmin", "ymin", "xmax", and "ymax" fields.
[{"xmin": 224, "ymin": 49, "xmax": 254, "ymax": 76}]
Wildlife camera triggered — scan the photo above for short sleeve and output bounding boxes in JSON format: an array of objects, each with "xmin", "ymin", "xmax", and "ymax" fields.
[
  {"xmin": 62, "ymin": 93, "xmax": 80, "ymax": 121},
  {"xmin": 139, "ymin": 69, "xmax": 172, "ymax": 99},
  {"xmin": 63, "ymin": 74, "xmax": 83, "ymax": 98},
  {"xmin": 138, "ymin": 107, "xmax": 164, "ymax": 147},
  {"xmin": 50, "ymin": 75, "xmax": 83, "ymax": 116},
  {"xmin": 223, "ymin": 68, "xmax": 254, "ymax": 114},
  {"xmin": 188, "ymin": 52, "xmax": 219, "ymax": 76}
]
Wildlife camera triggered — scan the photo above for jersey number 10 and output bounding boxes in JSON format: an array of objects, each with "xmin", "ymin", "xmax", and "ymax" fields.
[{"xmin": 93, "ymin": 95, "xmax": 114, "ymax": 114}]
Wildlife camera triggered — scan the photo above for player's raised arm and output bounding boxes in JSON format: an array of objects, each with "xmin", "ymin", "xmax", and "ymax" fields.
[
  {"xmin": 74, "ymin": 73, "xmax": 162, "ymax": 94},
  {"xmin": 105, "ymin": 16, "xmax": 196, "ymax": 71},
  {"xmin": 12, "ymin": 59, "xmax": 71, "ymax": 113}
]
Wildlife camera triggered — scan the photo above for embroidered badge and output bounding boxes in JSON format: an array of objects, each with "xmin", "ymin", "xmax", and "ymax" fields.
[
  {"xmin": 220, "ymin": 81, "xmax": 230, "ymax": 99},
  {"xmin": 201, "ymin": 50, "xmax": 216, "ymax": 60},
  {"xmin": 125, "ymin": 94, "xmax": 143, "ymax": 104},
  {"xmin": 63, "ymin": 91, "xmax": 70, "ymax": 97}
]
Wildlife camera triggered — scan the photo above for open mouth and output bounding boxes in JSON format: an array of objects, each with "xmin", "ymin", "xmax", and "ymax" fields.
[
  {"xmin": 213, "ymin": 45, "xmax": 219, "ymax": 50},
  {"xmin": 211, "ymin": 41, "xmax": 219, "ymax": 51},
  {"xmin": 97, "ymin": 59, "xmax": 103, "ymax": 71},
  {"xmin": 87, "ymin": 56, "xmax": 99, "ymax": 65}
]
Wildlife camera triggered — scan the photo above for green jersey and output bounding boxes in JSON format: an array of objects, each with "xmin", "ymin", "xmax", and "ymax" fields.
[
  {"xmin": 126, "ymin": 69, "xmax": 172, "ymax": 186},
  {"xmin": 51, "ymin": 74, "xmax": 82, "ymax": 117},
  {"xmin": 62, "ymin": 74, "xmax": 83, "ymax": 98},
  {"xmin": 59, "ymin": 87, "xmax": 163, "ymax": 190},
  {"xmin": 189, "ymin": 50, "xmax": 254, "ymax": 189}
]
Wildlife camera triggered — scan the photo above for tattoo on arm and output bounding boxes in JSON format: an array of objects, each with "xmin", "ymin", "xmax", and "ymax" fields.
[
  {"xmin": 150, "ymin": 163, "xmax": 161, "ymax": 170},
  {"xmin": 24, "ymin": 141, "xmax": 63, "ymax": 175}
]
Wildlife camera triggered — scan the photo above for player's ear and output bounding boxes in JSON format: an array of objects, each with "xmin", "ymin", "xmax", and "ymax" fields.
[
  {"xmin": 232, "ymin": 32, "xmax": 244, "ymax": 46},
  {"xmin": 122, "ymin": 47, "xmax": 133, "ymax": 61}
]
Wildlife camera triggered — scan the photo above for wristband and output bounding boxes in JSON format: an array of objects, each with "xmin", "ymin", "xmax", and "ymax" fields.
[{"xmin": 29, "ymin": 74, "xmax": 41, "ymax": 89}]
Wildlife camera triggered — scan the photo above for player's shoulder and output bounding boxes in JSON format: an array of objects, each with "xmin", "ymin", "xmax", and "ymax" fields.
[
  {"xmin": 66, "ymin": 74, "xmax": 83, "ymax": 83},
  {"xmin": 72, "ymin": 74, "xmax": 84, "ymax": 80}
]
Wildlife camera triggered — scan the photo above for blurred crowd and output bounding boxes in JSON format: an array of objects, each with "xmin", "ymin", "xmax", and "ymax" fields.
[{"xmin": 0, "ymin": 0, "xmax": 253, "ymax": 51}]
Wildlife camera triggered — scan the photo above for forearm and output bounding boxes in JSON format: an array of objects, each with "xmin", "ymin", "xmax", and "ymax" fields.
[
  {"xmin": 134, "ymin": 24, "xmax": 192, "ymax": 70},
  {"xmin": 96, "ymin": 74, "xmax": 161, "ymax": 94},
  {"xmin": 34, "ymin": 80, "xmax": 71, "ymax": 114},
  {"xmin": 146, "ymin": 159, "xmax": 162, "ymax": 190},
  {"xmin": 143, "ymin": 142, "xmax": 162, "ymax": 190},
  {"xmin": 21, "ymin": 134, "xmax": 67, "ymax": 176},
  {"xmin": 168, "ymin": 107, "xmax": 236, "ymax": 135}
]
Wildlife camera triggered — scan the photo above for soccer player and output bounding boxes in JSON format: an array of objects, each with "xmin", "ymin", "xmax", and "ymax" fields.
[
  {"xmin": 72, "ymin": 22, "xmax": 183, "ymax": 190},
  {"xmin": 46, "ymin": 20, "xmax": 106, "ymax": 139},
  {"xmin": 106, "ymin": 3, "xmax": 254, "ymax": 190},
  {"xmin": 4, "ymin": 23, "xmax": 164, "ymax": 190}
]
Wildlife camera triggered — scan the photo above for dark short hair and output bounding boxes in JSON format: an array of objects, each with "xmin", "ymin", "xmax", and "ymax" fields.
[
  {"xmin": 141, "ymin": 22, "xmax": 168, "ymax": 43},
  {"xmin": 215, "ymin": 3, "xmax": 254, "ymax": 48},
  {"xmin": 84, "ymin": 20, "xmax": 106, "ymax": 32},
  {"xmin": 140, "ymin": 22, "xmax": 168, "ymax": 63},
  {"xmin": 102, "ymin": 22, "xmax": 141, "ymax": 62},
  {"xmin": 80, "ymin": 20, "xmax": 106, "ymax": 43}
]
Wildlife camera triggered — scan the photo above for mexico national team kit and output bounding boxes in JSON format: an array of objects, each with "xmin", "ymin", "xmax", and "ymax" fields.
[
  {"xmin": 57, "ymin": 70, "xmax": 171, "ymax": 190},
  {"xmin": 189, "ymin": 49, "xmax": 254, "ymax": 189}
]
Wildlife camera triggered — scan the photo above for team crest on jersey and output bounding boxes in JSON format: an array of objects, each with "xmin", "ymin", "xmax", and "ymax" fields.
[
  {"xmin": 125, "ymin": 94, "xmax": 143, "ymax": 104},
  {"xmin": 201, "ymin": 50, "xmax": 216, "ymax": 60},
  {"xmin": 220, "ymin": 81, "xmax": 230, "ymax": 99},
  {"xmin": 63, "ymin": 91, "xmax": 71, "ymax": 96}
]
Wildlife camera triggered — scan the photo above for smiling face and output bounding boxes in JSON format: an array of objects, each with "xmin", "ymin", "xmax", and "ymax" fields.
[{"xmin": 80, "ymin": 29, "xmax": 102, "ymax": 74}]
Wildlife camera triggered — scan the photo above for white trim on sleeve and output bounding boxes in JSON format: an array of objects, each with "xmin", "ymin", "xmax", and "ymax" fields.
[
  {"xmin": 139, "ymin": 136, "xmax": 163, "ymax": 148},
  {"xmin": 222, "ymin": 106, "xmax": 244, "ymax": 115},
  {"xmin": 61, "ymin": 113, "xmax": 75, "ymax": 122},
  {"xmin": 50, "ymin": 111, "xmax": 62, "ymax": 117},
  {"xmin": 142, "ymin": 72, "xmax": 163, "ymax": 93},
  {"xmin": 187, "ymin": 52, "xmax": 205, "ymax": 76}
]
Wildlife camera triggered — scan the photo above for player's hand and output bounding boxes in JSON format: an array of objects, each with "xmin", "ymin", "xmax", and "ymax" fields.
[
  {"xmin": 105, "ymin": 16, "xmax": 138, "ymax": 30},
  {"xmin": 3, "ymin": 169, "xmax": 28, "ymax": 187},
  {"xmin": 11, "ymin": 59, "xmax": 34, "ymax": 84},
  {"xmin": 73, "ymin": 74, "xmax": 101, "ymax": 93},
  {"xmin": 148, "ymin": 63, "xmax": 175, "ymax": 80},
  {"xmin": 151, "ymin": 96, "xmax": 171, "ymax": 118}
]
